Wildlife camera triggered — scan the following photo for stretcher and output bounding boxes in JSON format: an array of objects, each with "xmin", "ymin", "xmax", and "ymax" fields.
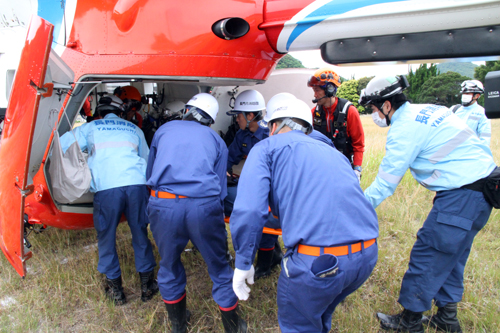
[
  {"xmin": 224, "ymin": 216, "xmax": 282, "ymax": 236},
  {"xmin": 226, "ymin": 172, "xmax": 282, "ymax": 236}
]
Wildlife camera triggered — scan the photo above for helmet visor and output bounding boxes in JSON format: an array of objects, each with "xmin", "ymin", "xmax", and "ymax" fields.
[
  {"xmin": 226, "ymin": 110, "xmax": 244, "ymax": 116},
  {"xmin": 359, "ymin": 91, "xmax": 376, "ymax": 107}
]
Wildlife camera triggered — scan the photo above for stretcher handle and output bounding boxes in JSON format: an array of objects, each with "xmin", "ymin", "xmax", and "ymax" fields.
[{"xmin": 224, "ymin": 216, "xmax": 282, "ymax": 236}]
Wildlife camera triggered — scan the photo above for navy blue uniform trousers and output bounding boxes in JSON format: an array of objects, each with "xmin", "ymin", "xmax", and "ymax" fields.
[
  {"xmin": 277, "ymin": 243, "xmax": 378, "ymax": 332},
  {"xmin": 225, "ymin": 186, "xmax": 280, "ymax": 250},
  {"xmin": 398, "ymin": 188, "xmax": 492, "ymax": 312},
  {"xmin": 93, "ymin": 185, "xmax": 156, "ymax": 279},
  {"xmin": 148, "ymin": 195, "xmax": 238, "ymax": 308}
]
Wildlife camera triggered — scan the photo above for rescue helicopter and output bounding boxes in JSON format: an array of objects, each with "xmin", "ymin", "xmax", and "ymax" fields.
[{"xmin": 1, "ymin": 0, "xmax": 500, "ymax": 278}]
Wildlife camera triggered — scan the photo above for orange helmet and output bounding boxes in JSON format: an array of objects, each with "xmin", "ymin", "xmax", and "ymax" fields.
[
  {"xmin": 307, "ymin": 68, "xmax": 341, "ymax": 88},
  {"xmin": 115, "ymin": 86, "xmax": 142, "ymax": 112},
  {"xmin": 116, "ymin": 85, "xmax": 142, "ymax": 102}
]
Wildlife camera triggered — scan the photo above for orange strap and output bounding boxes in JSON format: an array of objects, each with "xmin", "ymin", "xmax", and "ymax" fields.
[
  {"xmin": 224, "ymin": 216, "xmax": 283, "ymax": 236},
  {"xmin": 268, "ymin": 206, "xmax": 279, "ymax": 219},
  {"xmin": 298, "ymin": 239, "xmax": 376, "ymax": 257},
  {"xmin": 151, "ymin": 190, "xmax": 187, "ymax": 199},
  {"xmin": 262, "ymin": 227, "xmax": 282, "ymax": 236}
]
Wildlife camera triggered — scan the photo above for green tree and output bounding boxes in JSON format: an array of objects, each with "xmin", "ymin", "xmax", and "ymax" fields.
[
  {"xmin": 416, "ymin": 71, "xmax": 470, "ymax": 107},
  {"xmin": 337, "ymin": 79, "xmax": 365, "ymax": 113},
  {"xmin": 474, "ymin": 61, "xmax": 500, "ymax": 82},
  {"xmin": 406, "ymin": 63, "xmax": 438, "ymax": 102},
  {"xmin": 276, "ymin": 54, "xmax": 305, "ymax": 69},
  {"xmin": 357, "ymin": 76, "xmax": 374, "ymax": 94}
]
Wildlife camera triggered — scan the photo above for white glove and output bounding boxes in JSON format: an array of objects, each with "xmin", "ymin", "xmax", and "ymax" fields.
[
  {"xmin": 232, "ymin": 266, "xmax": 255, "ymax": 301},
  {"xmin": 354, "ymin": 169, "xmax": 361, "ymax": 183}
]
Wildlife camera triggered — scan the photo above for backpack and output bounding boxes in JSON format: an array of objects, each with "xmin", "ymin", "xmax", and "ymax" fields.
[{"xmin": 49, "ymin": 113, "xmax": 92, "ymax": 203}]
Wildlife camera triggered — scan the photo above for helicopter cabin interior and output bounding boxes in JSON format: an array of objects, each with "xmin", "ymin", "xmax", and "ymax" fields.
[{"xmin": 41, "ymin": 74, "xmax": 256, "ymax": 214}]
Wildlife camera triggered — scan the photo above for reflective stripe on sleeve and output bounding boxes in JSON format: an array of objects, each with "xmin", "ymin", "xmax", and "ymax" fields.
[
  {"xmin": 480, "ymin": 133, "xmax": 491, "ymax": 138},
  {"xmin": 95, "ymin": 141, "xmax": 139, "ymax": 151},
  {"xmin": 428, "ymin": 128, "xmax": 473, "ymax": 164},
  {"xmin": 468, "ymin": 116, "xmax": 480, "ymax": 121},
  {"xmin": 378, "ymin": 167, "xmax": 403, "ymax": 185},
  {"xmin": 419, "ymin": 170, "xmax": 441, "ymax": 187}
]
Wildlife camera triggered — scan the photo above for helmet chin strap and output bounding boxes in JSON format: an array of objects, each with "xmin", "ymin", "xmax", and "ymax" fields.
[
  {"xmin": 244, "ymin": 111, "xmax": 263, "ymax": 130},
  {"xmin": 383, "ymin": 112, "xmax": 391, "ymax": 126},
  {"xmin": 245, "ymin": 113, "xmax": 255, "ymax": 129},
  {"xmin": 381, "ymin": 102, "xmax": 391, "ymax": 126}
]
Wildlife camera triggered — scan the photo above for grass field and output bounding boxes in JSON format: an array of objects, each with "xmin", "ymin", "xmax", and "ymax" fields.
[{"xmin": 0, "ymin": 116, "xmax": 499, "ymax": 332}]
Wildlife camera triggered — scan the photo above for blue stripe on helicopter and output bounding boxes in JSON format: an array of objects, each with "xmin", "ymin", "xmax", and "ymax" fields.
[{"xmin": 286, "ymin": 0, "xmax": 406, "ymax": 51}]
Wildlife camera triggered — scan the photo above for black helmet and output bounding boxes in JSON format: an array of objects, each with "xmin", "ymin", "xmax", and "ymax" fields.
[{"xmin": 359, "ymin": 75, "xmax": 409, "ymax": 107}]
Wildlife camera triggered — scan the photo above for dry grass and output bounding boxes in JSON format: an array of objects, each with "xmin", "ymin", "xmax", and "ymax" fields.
[{"xmin": 0, "ymin": 116, "xmax": 499, "ymax": 332}]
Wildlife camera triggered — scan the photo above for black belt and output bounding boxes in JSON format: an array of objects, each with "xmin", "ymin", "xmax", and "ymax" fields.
[{"xmin": 462, "ymin": 175, "xmax": 489, "ymax": 192}]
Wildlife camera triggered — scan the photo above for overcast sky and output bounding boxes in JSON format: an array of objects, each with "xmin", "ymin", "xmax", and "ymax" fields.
[{"xmin": 289, "ymin": 50, "xmax": 486, "ymax": 80}]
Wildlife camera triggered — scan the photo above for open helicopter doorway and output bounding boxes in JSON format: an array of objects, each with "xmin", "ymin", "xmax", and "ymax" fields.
[{"xmin": 42, "ymin": 78, "xmax": 235, "ymax": 214}]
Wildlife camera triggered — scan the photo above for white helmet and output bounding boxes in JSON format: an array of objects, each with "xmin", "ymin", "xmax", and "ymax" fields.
[
  {"xmin": 107, "ymin": 95, "xmax": 125, "ymax": 109},
  {"xmin": 184, "ymin": 93, "xmax": 219, "ymax": 124},
  {"xmin": 359, "ymin": 75, "xmax": 409, "ymax": 107},
  {"xmin": 165, "ymin": 100, "xmax": 186, "ymax": 113},
  {"xmin": 226, "ymin": 90, "xmax": 265, "ymax": 116},
  {"xmin": 264, "ymin": 92, "xmax": 296, "ymax": 122},
  {"xmin": 268, "ymin": 96, "xmax": 312, "ymax": 134},
  {"xmin": 460, "ymin": 80, "xmax": 484, "ymax": 94}
]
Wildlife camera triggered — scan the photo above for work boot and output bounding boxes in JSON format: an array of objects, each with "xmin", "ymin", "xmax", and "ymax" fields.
[
  {"xmin": 139, "ymin": 270, "xmax": 159, "ymax": 302},
  {"xmin": 377, "ymin": 308, "xmax": 424, "ymax": 332},
  {"xmin": 255, "ymin": 241, "xmax": 284, "ymax": 280},
  {"xmin": 164, "ymin": 296, "xmax": 191, "ymax": 333},
  {"xmin": 254, "ymin": 248, "xmax": 274, "ymax": 280},
  {"xmin": 422, "ymin": 303, "xmax": 462, "ymax": 333},
  {"xmin": 220, "ymin": 305, "xmax": 247, "ymax": 333},
  {"xmin": 105, "ymin": 276, "xmax": 127, "ymax": 305}
]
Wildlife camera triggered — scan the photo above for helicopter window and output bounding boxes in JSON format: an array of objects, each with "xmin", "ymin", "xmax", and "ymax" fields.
[{"xmin": 5, "ymin": 69, "xmax": 15, "ymax": 102}]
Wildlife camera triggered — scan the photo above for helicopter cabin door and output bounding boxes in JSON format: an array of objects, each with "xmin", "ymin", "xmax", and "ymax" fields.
[{"xmin": 0, "ymin": 16, "xmax": 72, "ymax": 277}]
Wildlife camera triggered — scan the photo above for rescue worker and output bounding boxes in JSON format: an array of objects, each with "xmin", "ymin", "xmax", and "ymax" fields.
[
  {"xmin": 226, "ymin": 90, "xmax": 268, "ymax": 173},
  {"xmin": 307, "ymin": 68, "xmax": 365, "ymax": 181},
  {"xmin": 146, "ymin": 93, "xmax": 247, "ymax": 333},
  {"xmin": 451, "ymin": 80, "xmax": 491, "ymax": 146},
  {"xmin": 230, "ymin": 94, "xmax": 379, "ymax": 333},
  {"xmin": 115, "ymin": 85, "xmax": 144, "ymax": 128},
  {"xmin": 224, "ymin": 89, "xmax": 282, "ymax": 280},
  {"xmin": 60, "ymin": 95, "xmax": 158, "ymax": 305},
  {"xmin": 266, "ymin": 93, "xmax": 335, "ymax": 148},
  {"xmin": 359, "ymin": 75, "xmax": 496, "ymax": 333},
  {"xmin": 144, "ymin": 100, "xmax": 185, "ymax": 147},
  {"xmin": 79, "ymin": 97, "xmax": 93, "ymax": 122}
]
